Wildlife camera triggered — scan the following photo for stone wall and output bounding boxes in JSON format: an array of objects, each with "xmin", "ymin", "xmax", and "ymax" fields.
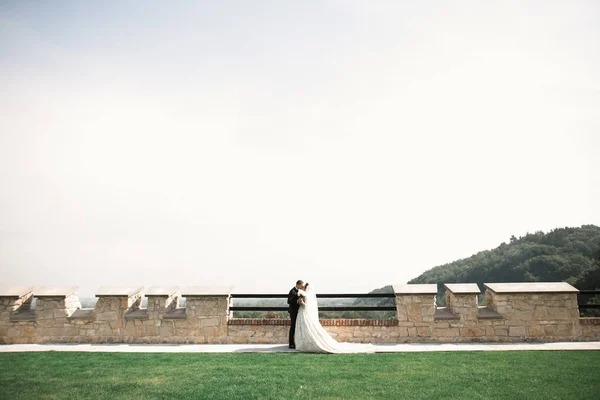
[
  {"xmin": 1, "ymin": 282, "xmax": 599, "ymax": 344},
  {"xmin": 485, "ymin": 284, "xmax": 581, "ymax": 338},
  {"xmin": 228, "ymin": 319, "xmax": 399, "ymax": 344}
]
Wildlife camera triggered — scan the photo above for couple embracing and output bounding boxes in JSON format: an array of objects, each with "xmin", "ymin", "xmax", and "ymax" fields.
[{"xmin": 287, "ymin": 280, "xmax": 375, "ymax": 353}]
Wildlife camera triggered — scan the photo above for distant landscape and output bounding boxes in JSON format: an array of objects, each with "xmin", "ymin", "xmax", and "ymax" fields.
[
  {"xmin": 77, "ymin": 225, "xmax": 600, "ymax": 318},
  {"xmin": 240, "ymin": 225, "xmax": 600, "ymax": 318},
  {"xmin": 362, "ymin": 224, "xmax": 600, "ymax": 316},
  {"xmin": 409, "ymin": 225, "xmax": 600, "ymax": 288}
]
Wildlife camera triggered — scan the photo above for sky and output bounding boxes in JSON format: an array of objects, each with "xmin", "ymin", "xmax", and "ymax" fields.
[{"xmin": 0, "ymin": 1, "xmax": 599, "ymax": 298}]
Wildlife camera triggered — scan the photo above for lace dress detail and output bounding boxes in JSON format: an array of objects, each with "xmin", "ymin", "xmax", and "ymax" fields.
[{"xmin": 294, "ymin": 286, "xmax": 376, "ymax": 354}]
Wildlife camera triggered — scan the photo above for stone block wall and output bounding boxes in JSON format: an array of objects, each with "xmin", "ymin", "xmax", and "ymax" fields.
[
  {"xmin": 0, "ymin": 286, "xmax": 235, "ymax": 344},
  {"xmin": 0, "ymin": 282, "xmax": 599, "ymax": 344},
  {"xmin": 0, "ymin": 290, "xmax": 33, "ymax": 340},
  {"xmin": 485, "ymin": 284, "xmax": 581, "ymax": 339},
  {"xmin": 35, "ymin": 294, "xmax": 82, "ymax": 339},
  {"xmin": 227, "ymin": 282, "xmax": 600, "ymax": 344},
  {"xmin": 228, "ymin": 319, "xmax": 289, "ymax": 344},
  {"xmin": 147, "ymin": 292, "xmax": 178, "ymax": 319},
  {"xmin": 395, "ymin": 294, "xmax": 437, "ymax": 323},
  {"xmin": 445, "ymin": 284, "xmax": 479, "ymax": 322},
  {"xmin": 580, "ymin": 318, "xmax": 600, "ymax": 339},
  {"xmin": 0, "ymin": 290, "xmax": 32, "ymax": 316}
]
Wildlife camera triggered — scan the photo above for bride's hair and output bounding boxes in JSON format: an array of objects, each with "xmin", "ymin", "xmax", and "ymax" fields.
[{"xmin": 305, "ymin": 283, "xmax": 309, "ymax": 289}]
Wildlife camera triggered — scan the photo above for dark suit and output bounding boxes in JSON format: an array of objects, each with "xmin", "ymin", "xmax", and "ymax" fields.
[{"xmin": 287, "ymin": 287, "xmax": 300, "ymax": 347}]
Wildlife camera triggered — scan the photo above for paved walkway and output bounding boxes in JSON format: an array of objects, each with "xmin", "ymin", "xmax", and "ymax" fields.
[{"xmin": 1, "ymin": 342, "xmax": 599, "ymax": 353}]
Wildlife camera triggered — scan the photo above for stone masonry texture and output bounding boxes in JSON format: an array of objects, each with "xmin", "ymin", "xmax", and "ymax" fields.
[{"xmin": 1, "ymin": 283, "xmax": 599, "ymax": 344}]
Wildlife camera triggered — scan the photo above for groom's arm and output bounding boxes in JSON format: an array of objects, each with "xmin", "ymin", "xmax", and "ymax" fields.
[{"xmin": 287, "ymin": 288, "xmax": 298, "ymax": 305}]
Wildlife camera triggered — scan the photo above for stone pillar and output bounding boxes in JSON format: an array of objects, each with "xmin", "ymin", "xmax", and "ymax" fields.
[
  {"xmin": 0, "ymin": 286, "xmax": 34, "ymax": 343},
  {"xmin": 94, "ymin": 286, "xmax": 143, "ymax": 340},
  {"xmin": 35, "ymin": 286, "xmax": 81, "ymax": 341},
  {"xmin": 484, "ymin": 282, "xmax": 580, "ymax": 339},
  {"xmin": 146, "ymin": 286, "xmax": 179, "ymax": 319},
  {"xmin": 140, "ymin": 286, "xmax": 180, "ymax": 341},
  {"xmin": 0, "ymin": 286, "xmax": 34, "ymax": 316},
  {"xmin": 445, "ymin": 283, "xmax": 480, "ymax": 322},
  {"xmin": 182, "ymin": 286, "xmax": 233, "ymax": 344},
  {"xmin": 393, "ymin": 284, "xmax": 437, "ymax": 338}
]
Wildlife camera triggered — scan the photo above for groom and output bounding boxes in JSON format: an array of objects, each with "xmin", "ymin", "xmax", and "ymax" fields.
[{"xmin": 287, "ymin": 279, "xmax": 304, "ymax": 349}]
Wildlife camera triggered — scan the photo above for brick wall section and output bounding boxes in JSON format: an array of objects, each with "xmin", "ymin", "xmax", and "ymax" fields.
[
  {"xmin": 580, "ymin": 318, "xmax": 600, "ymax": 340},
  {"xmin": 228, "ymin": 319, "xmax": 400, "ymax": 344},
  {"xmin": 580, "ymin": 318, "xmax": 600, "ymax": 325},
  {"xmin": 228, "ymin": 319, "xmax": 398, "ymax": 326}
]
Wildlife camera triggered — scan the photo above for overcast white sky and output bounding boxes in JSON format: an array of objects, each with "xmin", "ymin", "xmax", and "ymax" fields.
[{"xmin": 1, "ymin": 1, "xmax": 598, "ymax": 298}]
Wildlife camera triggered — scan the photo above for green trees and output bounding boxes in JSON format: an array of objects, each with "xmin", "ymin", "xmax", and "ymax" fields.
[{"xmin": 408, "ymin": 225, "xmax": 600, "ymax": 290}]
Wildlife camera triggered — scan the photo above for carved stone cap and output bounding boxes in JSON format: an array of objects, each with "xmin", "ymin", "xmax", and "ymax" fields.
[
  {"xmin": 95, "ymin": 286, "xmax": 143, "ymax": 297},
  {"xmin": 393, "ymin": 284, "xmax": 437, "ymax": 295},
  {"xmin": 146, "ymin": 286, "xmax": 178, "ymax": 297},
  {"xmin": 484, "ymin": 282, "xmax": 579, "ymax": 294},
  {"xmin": 0, "ymin": 286, "xmax": 34, "ymax": 298},
  {"xmin": 35, "ymin": 286, "xmax": 78, "ymax": 297},
  {"xmin": 445, "ymin": 283, "xmax": 481, "ymax": 294},
  {"xmin": 181, "ymin": 286, "xmax": 234, "ymax": 297}
]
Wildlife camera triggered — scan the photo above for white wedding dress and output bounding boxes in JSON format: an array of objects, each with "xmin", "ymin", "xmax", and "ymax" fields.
[{"xmin": 294, "ymin": 286, "xmax": 376, "ymax": 354}]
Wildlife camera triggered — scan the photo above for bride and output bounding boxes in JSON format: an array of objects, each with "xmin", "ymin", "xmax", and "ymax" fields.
[{"xmin": 294, "ymin": 283, "xmax": 376, "ymax": 353}]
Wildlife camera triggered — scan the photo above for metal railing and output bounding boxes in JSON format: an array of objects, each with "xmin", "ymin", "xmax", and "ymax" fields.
[
  {"xmin": 230, "ymin": 288, "xmax": 600, "ymax": 312},
  {"xmin": 578, "ymin": 290, "xmax": 600, "ymax": 310},
  {"xmin": 230, "ymin": 293, "xmax": 396, "ymax": 312}
]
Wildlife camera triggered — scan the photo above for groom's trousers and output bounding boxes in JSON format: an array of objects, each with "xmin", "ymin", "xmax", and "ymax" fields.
[{"xmin": 289, "ymin": 309, "xmax": 298, "ymax": 347}]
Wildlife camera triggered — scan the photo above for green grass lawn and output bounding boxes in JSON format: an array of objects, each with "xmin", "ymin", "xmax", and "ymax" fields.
[{"xmin": 0, "ymin": 351, "xmax": 598, "ymax": 400}]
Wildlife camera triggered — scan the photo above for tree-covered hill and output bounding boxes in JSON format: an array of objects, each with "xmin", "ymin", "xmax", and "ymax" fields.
[
  {"xmin": 408, "ymin": 225, "xmax": 600, "ymax": 289},
  {"xmin": 233, "ymin": 225, "xmax": 599, "ymax": 318},
  {"xmin": 358, "ymin": 225, "xmax": 600, "ymax": 309}
]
